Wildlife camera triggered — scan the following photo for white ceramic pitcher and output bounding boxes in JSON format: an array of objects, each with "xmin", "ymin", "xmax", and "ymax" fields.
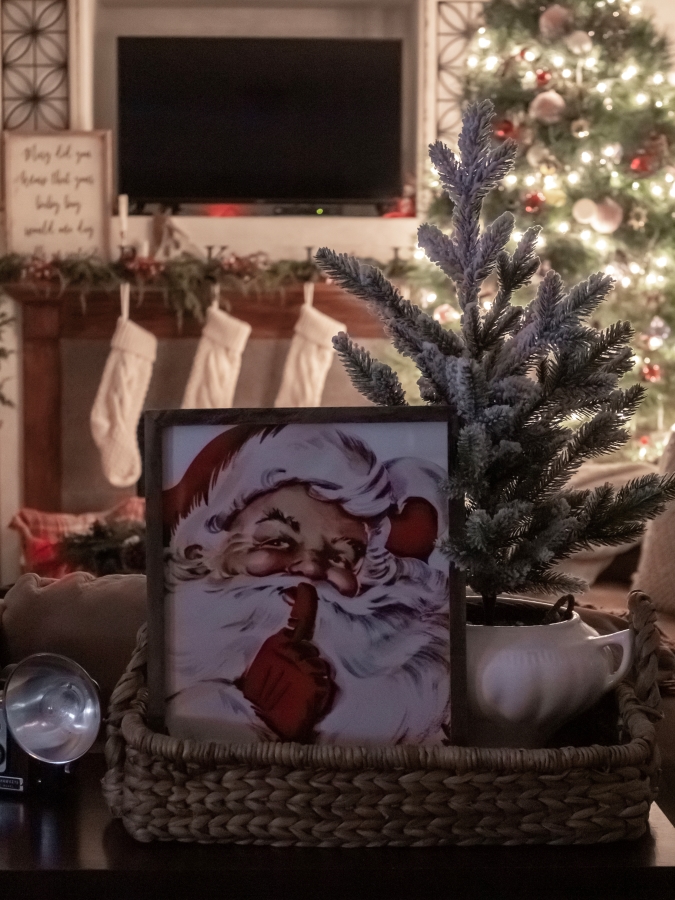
[{"xmin": 466, "ymin": 603, "xmax": 633, "ymax": 748}]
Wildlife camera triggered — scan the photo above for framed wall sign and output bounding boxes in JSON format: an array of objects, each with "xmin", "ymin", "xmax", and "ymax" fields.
[
  {"xmin": 145, "ymin": 407, "xmax": 467, "ymax": 748},
  {"xmin": 3, "ymin": 130, "xmax": 112, "ymax": 259}
]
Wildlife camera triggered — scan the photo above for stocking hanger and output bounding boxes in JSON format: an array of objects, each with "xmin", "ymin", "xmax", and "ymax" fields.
[
  {"xmin": 303, "ymin": 281, "xmax": 315, "ymax": 307},
  {"xmin": 120, "ymin": 282, "xmax": 130, "ymax": 321},
  {"xmin": 210, "ymin": 282, "xmax": 221, "ymax": 309}
]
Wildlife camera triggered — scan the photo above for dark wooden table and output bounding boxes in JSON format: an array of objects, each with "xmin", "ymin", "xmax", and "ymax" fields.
[{"xmin": 1, "ymin": 752, "xmax": 675, "ymax": 900}]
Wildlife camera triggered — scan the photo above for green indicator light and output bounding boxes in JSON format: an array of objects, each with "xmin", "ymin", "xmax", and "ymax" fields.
[{"xmin": 316, "ymin": 208, "xmax": 324, "ymax": 215}]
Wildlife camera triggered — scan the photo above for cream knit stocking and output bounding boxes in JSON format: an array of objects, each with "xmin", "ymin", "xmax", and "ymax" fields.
[
  {"xmin": 274, "ymin": 300, "xmax": 345, "ymax": 408},
  {"xmin": 181, "ymin": 304, "xmax": 251, "ymax": 409},
  {"xmin": 90, "ymin": 295, "xmax": 157, "ymax": 488}
]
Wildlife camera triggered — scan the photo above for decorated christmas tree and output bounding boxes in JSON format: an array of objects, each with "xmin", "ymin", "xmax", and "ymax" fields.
[
  {"xmin": 317, "ymin": 100, "xmax": 675, "ymax": 623},
  {"xmin": 422, "ymin": 0, "xmax": 675, "ymax": 459}
]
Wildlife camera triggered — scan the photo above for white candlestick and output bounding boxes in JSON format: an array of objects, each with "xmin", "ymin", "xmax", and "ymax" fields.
[
  {"xmin": 140, "ymin": 239, "xmax": 150, "ymax": 258},
  {"xmin": 118, "ymin": 194, "xmax": 129, "ymax": 240}
]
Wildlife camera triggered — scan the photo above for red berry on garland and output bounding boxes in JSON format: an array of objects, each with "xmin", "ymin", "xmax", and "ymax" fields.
[
  {"xmin": 641, "ymin": 362, "xmax": 662, "ymax": 383},
  {"xmin": 630, "ymin": 151, "xmax": 655, "ymax": 174},
  {"xmin": 524, "ymin": 191, "xmax": 546, "ymax": 214},
  {"xmin": 494, "ymin": 119, "xmax": 515, "ymax": 140},
  {"xmin": 536, "ymin": 69, "xmax": 552, "ymax": 86},
  {"xmin": 25, "ymin": 258, "xmax": 58, "ymax": 282}
]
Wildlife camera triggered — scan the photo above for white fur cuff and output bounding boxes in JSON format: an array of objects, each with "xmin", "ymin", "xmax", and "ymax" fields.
[
  {"xmin": 293, "ymin": 304, "xmax": 346, "ymax": 348},
  {"xmin": 111, "ymin": 317, "xmax": 158, "ymax": 362},
  {"xmin": 203, "ymin": 306, "xmax": 252, "ymax": 354}
]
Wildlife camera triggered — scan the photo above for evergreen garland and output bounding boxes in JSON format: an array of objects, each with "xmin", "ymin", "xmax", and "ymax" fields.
[
  {"xmin": 316, "ymin": 100, "xmax": 675, "ymax": 624},
  {"xmin": 60, "ymin": 520, "xmax": 145, "ymax": 576}
]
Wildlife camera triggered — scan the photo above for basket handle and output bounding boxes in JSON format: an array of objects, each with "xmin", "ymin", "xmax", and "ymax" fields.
[
  {"xmin": 102, "ymin": 622, "xmax": 149, "ymax": 816},
  {"xmin": 627, "ymin": 590, "xmax": 661, "ymax": 714}
]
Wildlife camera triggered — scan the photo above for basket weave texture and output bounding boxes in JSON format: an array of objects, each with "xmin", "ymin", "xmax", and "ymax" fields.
[{"xmin": 103, "ymin": 592, "xmax": 662, "ymax": 847}]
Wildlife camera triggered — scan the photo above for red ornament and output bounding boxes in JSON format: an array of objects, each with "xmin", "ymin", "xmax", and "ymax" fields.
[
  {"xmin": 220, "ymin": 252, "xmax": 268, "ymax": 283},
  {"xmin": 536, "ymin": 68, "xmax": 552, "ymax": 86},
  {"xmin": 524, "ymin": 191, "xmax": 546, "ymax": 214},
  {"xmin": 204, "ymin": 204, "xmax": 247, "ymax": 216},
  {"xmin": 630, "ymin": 151, "xmax": 655, "ymax": 174},
  {"xmin": 123, "ymin": 254, "xmax": 164, "ymax": 281},
  {"xmin": 23, "ymin": 257, "xmax": 59, "ymax": 283},
  {"xmin": 382, "ymin": 196, "xmax": 416, "ymax": 218},
  {"xmin": 642, "ymin": 362, "xmax": 662, "ymax": 383},
  {"xmin": 494, "ymin": 119, "xmax": 515, "ymax": 140}
]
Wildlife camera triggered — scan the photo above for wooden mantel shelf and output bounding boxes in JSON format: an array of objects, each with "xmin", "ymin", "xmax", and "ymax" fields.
[
  {"xmin": 5, "ymin": 283, "xmax": 385, "ymax": 513},
  {"xmin": 4, "ymin": 283, "xmax": 386, "ymax": 341}
]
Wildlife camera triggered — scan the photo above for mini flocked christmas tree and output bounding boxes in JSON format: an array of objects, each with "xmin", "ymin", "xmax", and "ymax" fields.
[
  {"xmin": 316, "ymin": 100, "xmax": 675, "ymax": 625},
  {"xmin": 449, "ymin": 0, "xmax": 675, "ymax": 459}
]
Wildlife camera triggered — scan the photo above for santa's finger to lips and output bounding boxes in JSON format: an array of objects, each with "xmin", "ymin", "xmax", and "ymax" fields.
[
  {"xmin": 256, "ymin": 645, "xmax": 334, "ymax": 711},
  {"xmin": 284, "ymin": 582, "xmax": 319, "ymax": 644}
]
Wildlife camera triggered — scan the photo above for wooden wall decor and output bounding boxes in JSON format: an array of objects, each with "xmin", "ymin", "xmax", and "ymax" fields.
[
  {"xmin": 416, "ymin": 0, "xmax": 483, "ymax": 210},
  {"xmin": 1, "ymin": 0, "xmax": 70, "ymax": 130},
  {"xmin": 6, "ymin": 283, "xmax": 385, "ymax": 512}
]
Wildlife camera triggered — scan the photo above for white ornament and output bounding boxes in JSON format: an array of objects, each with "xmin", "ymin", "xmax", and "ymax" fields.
[
  {"xmin": 572, "ymin": 198, "xmax": 599, "ymax": 224},
  {"xmin": 526, "ymin": 143, "xmax": 550, "ymax": 167},
  {"xmin": 564, "ymin": 30, "xmax": 593, "ymax": 55},
  {"xmin": 592, "ymin": 197, "xmax": 624, "ymax": 234},
  {"xmin": 528, "ymin": 90, "xmax": 566, "ymax": 124},
  {"xmin": 539, "ymin": 4, "xmax": 573, "ymax": 40},
  {"xmin": 603, "ymin": 143, "xmax": 623, "ymax": 162}
]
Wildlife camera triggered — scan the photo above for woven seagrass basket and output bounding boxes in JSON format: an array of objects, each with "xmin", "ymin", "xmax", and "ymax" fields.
[{"xmin": 103, "ymin": 591, "xmax": 663, "ymax": 847}]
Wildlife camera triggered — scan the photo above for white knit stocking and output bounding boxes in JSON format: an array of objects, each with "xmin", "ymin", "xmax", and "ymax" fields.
[
  {"xmin": 274, "ymin": 302, "xmax": 345, "ymax": 408},
  {"xmin": 181, "ymin": 304, "xmax": 251, "ymax": 409},
  {"xmin": 90, "ymin": 314, "xmax": 157, "ymax": 488}
]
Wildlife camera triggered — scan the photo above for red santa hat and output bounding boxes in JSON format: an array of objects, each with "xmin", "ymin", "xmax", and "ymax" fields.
[{"xmin": 166, "ymin": 424, "xmax": 446, "ymax": 562}]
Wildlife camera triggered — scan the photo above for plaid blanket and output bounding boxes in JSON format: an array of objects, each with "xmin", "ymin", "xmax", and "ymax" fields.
[{"xmin": 9, "ymin": 497, "xmax": 146, "ymax": 578}]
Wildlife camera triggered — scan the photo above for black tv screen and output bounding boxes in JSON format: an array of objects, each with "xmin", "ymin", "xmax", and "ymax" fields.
[{"xmin": 117, "ymin": 37, "xmax": 402, "ymax": 204}]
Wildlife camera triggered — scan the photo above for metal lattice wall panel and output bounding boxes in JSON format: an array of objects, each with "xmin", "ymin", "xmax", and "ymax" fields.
[
  {"xmin": 436, "ymin": 0, "xmax": 483, "ymax": 143},
  {"xmin": 2, "ymin": 0, "xmax": 68, "ymax": 131}
]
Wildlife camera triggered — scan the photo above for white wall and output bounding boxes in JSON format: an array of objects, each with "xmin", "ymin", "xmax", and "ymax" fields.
[
  {"xmin": 0, "ymin": 298, "xmax": 22, "ymax": 584},
  {"xmin": 94, "ymin": 2, "xmax": 418, "ymax": 188},
  {"xmin": 647, "ymin": 0, "xmax": 675, "ymax": 37},
  {"xmin": 114, "ymin": 213, "xmax": 419, "ymax": 258}
]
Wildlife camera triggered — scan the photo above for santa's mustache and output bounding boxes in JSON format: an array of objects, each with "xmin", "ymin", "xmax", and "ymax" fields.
[{"xmin": 168, "ymin": 566, "xmax": 449, "ymax": 693}]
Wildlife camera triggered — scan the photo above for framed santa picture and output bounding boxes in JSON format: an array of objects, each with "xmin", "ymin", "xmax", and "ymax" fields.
[{"xmin": 144, "ymin": 407, "xmax": 467, "ymax": 747}]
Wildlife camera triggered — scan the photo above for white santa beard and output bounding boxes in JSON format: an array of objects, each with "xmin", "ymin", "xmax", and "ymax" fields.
[
  {"xmin": 166, "ymin": 575, "xmax": 290, "ymax": 694},
  {"xmin": 166, "ymin": 560, "xmax": 450, "ymax": 747},
  {"xmin": 313, "ymin": 568, "xmax": 450, "ymax": 745}
]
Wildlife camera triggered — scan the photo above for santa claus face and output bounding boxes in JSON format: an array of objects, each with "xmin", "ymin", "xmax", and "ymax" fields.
[{"xmin": 217, "ymin": 484, "xmax": 369, "ymax": 597}]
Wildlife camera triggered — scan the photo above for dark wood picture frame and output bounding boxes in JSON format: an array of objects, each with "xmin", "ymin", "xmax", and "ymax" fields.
[{"xmin": 145, "ymin": 406, "xmax": 467, "ymax": 745}]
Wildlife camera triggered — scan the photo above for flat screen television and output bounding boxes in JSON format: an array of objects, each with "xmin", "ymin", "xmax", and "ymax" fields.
[{"xmin": 117, "ymin": 37, "xmax": 402, "ymax": 205}]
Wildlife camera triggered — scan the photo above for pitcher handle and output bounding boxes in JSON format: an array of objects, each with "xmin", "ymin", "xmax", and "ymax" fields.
[{"xmin": 589, "ymin": 629, "xmax": 634, "ymax": 690}]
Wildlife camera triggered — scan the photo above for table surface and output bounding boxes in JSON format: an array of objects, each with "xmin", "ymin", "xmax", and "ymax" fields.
[{"xmin": 1, "ymin": 753, "xmax": 675, "ymax": 900}]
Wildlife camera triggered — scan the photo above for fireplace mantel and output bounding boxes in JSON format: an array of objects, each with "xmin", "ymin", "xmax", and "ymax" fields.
[{"xmin": 7, "ymin": 283, "xmax": 384, "ymax": 513}]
